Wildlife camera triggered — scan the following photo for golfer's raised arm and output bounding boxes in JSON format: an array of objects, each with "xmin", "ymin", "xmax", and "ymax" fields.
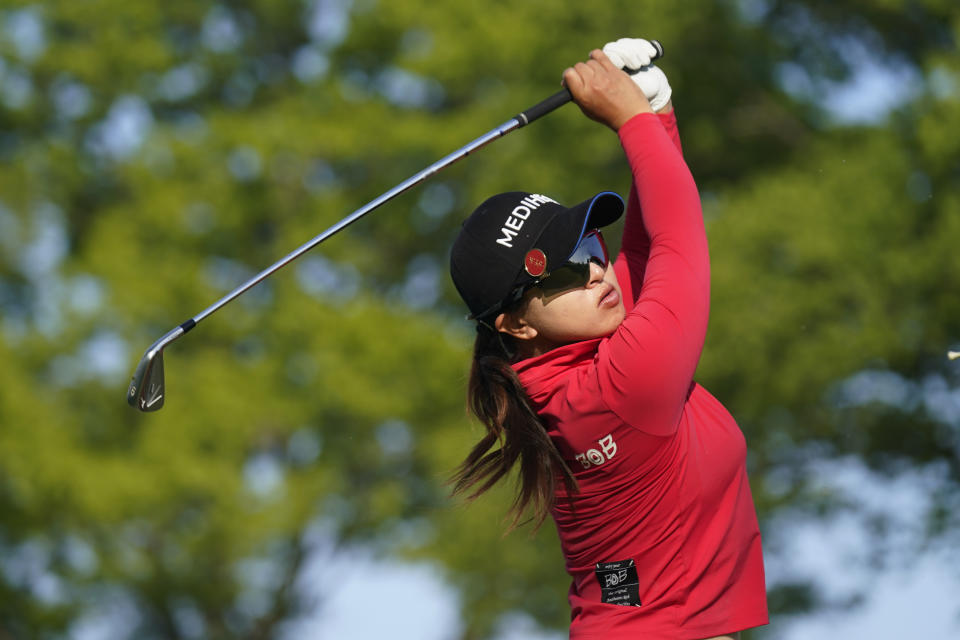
[{"xmin": 598, "ymin": 113, "xmax": 709, "ymax": 434}]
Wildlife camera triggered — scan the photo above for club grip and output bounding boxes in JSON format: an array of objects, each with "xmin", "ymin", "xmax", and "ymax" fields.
[
  {"xmin": 514, "ymin": 39, "xmax": 663, "ymax": 128},
  {"xmin": 515, "ymin": 89, "xmax": 572, "ymax": 127}
]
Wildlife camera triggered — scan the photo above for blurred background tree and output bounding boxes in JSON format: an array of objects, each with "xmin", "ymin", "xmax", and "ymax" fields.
[{"xmin": 0, "ymin": 0, "xmax": 957, "ymax": 638}]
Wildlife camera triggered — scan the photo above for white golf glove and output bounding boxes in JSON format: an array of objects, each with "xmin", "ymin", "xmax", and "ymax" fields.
[{"xmin": 602, "ymin": 37, "xmax": 672, "ymax": 112}]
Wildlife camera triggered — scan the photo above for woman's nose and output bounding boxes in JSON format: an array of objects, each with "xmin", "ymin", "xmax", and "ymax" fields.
[{"xmin": 586, "ymin": 260, "xmax": 607, "ymax": 286}]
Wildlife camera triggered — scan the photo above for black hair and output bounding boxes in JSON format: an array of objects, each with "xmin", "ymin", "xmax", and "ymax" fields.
[{"xmin": 450, "ymin": 317, "xmax": 577, "ymax": 531}]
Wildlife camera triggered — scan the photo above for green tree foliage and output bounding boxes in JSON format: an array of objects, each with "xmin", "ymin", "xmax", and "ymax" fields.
[{"xmin": 0, "ymin": 0, "xmax": 957, "ymax": 638}]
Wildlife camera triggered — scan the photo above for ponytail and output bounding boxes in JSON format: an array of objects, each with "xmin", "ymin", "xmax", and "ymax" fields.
[{"xmin": 450, "ymin": 323, "xmax": 577, "ymax": 531}]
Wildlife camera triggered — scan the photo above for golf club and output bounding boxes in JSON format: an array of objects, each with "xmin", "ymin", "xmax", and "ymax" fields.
[{"xmin": 126, "ymin": 42, "xmax": 663, "ymax": 411}]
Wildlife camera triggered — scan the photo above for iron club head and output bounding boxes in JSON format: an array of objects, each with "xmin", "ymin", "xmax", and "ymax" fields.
[
  {"xmin": 127, "ymin": 324, "xmax": 190, "ymax": 412},
  {"xmin": 127, "ymin": 347, "xmax": 166, "ymax": 411}
]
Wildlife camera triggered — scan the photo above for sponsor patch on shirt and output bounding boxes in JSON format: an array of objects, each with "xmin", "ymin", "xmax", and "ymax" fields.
[{"xmin": 595, "ymin": 559, "xmax": 641, "ymax": 607}]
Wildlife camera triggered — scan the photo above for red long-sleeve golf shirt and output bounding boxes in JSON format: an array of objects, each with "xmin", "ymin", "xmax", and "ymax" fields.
[{"xmin": 514, "ymin": 111, "xmax": 768, "ymax": 639}]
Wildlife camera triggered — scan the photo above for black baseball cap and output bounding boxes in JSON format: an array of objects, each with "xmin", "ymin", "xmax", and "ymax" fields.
[{"xmin": 450, "ymin": 190, "xmax": 624, "ymax": 320}]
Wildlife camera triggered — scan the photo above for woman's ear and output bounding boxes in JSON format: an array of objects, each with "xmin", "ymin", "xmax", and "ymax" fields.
[{"xmin": 495, "ymin": 310, "xmax": 538, "ymax": 341}]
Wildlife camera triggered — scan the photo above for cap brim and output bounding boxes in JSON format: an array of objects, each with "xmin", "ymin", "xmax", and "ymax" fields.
[{"xmin": 534, "ymin": 191, "xmax": 624, "ymax": 273}]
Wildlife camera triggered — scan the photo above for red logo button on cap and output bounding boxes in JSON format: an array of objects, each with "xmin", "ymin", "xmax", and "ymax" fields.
[{"xmin": 524, "ymin": 249, "xmax": 547, "ymax": 277}]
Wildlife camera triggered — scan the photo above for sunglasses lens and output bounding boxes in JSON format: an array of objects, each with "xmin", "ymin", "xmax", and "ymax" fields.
[
  {"xmin": 535, "ymin": 230, "xmax": 609, "ymax": 297},
  {"xmin": 537, "ymin": 263, "xmax": 591, "ymax": 296},
  {"xmin": 568, "ymin": 231, "xmax": 608, "ymax": 269}
]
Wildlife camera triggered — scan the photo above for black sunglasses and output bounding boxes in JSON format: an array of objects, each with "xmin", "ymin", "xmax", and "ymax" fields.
[
  {"xmin": 492, "ymin": 229, "xmax": 610, "ymax": 311},
  {"xmin": 471, "ymin": 230, "xmax": 610, "ymax": 322},
  {"xmin": 531, "ymin": 229, "xmax": 609, "ymax": 297}
]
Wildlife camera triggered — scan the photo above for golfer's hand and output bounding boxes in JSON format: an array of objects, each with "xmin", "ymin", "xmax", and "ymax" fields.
[
  {"xmin": 602, "ymin": 37, "xmax": 672, "ymax": 113},
  {"xmin": 563, "ymin": 49, "xmax": 653, "ymax": 131}
]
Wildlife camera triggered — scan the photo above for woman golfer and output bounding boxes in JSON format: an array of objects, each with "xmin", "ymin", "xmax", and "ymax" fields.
[{"xmin": 449, "ymin": 39, "xmax": 768, "ymax": 639}]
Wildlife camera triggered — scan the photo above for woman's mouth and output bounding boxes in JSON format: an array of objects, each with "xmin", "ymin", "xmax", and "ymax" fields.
[{"xmin": 599, "ymin": 285, "xmax": 620, "ymax": 308}]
